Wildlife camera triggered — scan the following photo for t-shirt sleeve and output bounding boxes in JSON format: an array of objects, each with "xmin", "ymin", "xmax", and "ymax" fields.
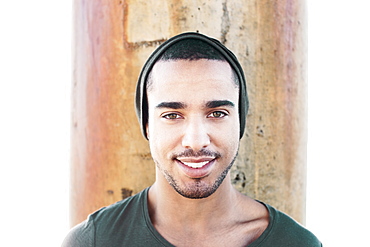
[
  {"xmin": 253, "ymin": 203, "xmax": 322, "ymax": 247},
  {"xmin": 272, "ymin": 210, "xmax": 322, "ymax": 246},
  {"xmin": 61, "ymin": 218, "xmax": 95, "ymax": 247}
]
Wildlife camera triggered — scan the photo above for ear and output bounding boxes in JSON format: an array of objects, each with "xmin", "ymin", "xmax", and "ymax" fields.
[{"xmin": 146, "ymin": 123, "xmax": 149, "ymax": 139}]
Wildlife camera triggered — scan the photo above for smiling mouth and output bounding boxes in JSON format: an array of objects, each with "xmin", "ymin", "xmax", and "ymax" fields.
[
  {"xmin": 176, "ymin": 157, "xmax": 216, "ymax": 169},
  {"xmin": 174, "ymin": 158, "xmax": 217, "ymax": 178},
  {"xmin": 181, "ymin": 161, "xmax": 210, "ymax": 169}
]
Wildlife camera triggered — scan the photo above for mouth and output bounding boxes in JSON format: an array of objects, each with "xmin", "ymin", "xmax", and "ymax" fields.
[
  {"xmin": 176, "ymin": 156, "xmax": 215, "ymax": 168},
  {"xmin": 181, "ymin": 161, "xmax": 210, "ymax": 169},
  {"xmin": 175, "ymin": 157, "xmax": 217, "ymax": 178}
]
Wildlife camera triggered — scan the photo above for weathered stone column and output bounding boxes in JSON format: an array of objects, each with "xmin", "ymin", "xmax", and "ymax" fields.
[{"xmin": 71, "ymin": 0, "xmax": 307, "ymax": 226}]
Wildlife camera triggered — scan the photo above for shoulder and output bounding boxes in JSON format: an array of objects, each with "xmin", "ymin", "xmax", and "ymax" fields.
[
  {"xmin": 91, "ymin": 188, "xmax": 145, "ymax": 225},
  {"xmin": 254, "ymin": 203, "xmax": 322, "ymax": 247},
  {"xmin": 61, "ymin": 218, "xmax": 94, "ymax": 247},
  {"xmin": 62, "ymin": 188, "xmax": 148, "ymax": 247}
]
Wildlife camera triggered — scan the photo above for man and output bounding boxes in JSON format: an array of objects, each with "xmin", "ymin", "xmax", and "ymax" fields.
[{"xmin": 63, "ymin": 32, "xmax": 321, "ymax": 246}]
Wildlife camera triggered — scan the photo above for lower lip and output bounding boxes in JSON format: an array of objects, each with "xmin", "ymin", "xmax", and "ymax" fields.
[{"xmin": 176, "ymin": 159, "xmax": 215, "ymax": 178}]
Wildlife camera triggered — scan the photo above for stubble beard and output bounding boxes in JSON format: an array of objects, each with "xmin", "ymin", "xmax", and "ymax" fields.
[{"xmin": 154, "ymin": 150, "xmax": 238, "ymax": 199}]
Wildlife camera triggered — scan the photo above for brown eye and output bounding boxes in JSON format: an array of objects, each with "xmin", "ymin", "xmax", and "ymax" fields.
[
  {"xmin": 163, "ymin": 113, "xmax": 181, "ymax": 119},
  {"xmin": 208, "ymin": 111, "xmax": 227, "ymax": 118}
]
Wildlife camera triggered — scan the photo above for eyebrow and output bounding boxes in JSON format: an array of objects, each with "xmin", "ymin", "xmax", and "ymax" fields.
[
  {"xmin": 156, "ymin": 102, "xmax": 187, "ymax": 109},
  {"xmin": 155, "ymin": 100, "xmax": 234, "ymax": 110},
  {"xmin": 205, "ymin": 100, "xmax": 235, "ymax": 109}
]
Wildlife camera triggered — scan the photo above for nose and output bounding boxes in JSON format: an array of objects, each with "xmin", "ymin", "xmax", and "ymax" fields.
[{"xmin": 181, "ymin": 118, "xmax": 210, "ymax": 152}]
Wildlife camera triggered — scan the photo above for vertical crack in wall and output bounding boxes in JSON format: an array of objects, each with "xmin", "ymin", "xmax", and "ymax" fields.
[{"xmin": 221, "ymin": 0, "xmax": 230, "ymax": 44}]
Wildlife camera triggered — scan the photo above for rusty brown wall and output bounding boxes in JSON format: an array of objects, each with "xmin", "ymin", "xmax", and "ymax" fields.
[{"xmin": 71, "ymin": 0, "xmax": 307, "ymax": 226}]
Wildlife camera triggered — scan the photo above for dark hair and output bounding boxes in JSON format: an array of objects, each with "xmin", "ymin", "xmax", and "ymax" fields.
[
  {"xmin": 147, "ymin": 39, "xmax": 239, "ymax": 89},
  {"xmin": 159, "ymin": 38, "xmax": 226, "ymax": 61}
]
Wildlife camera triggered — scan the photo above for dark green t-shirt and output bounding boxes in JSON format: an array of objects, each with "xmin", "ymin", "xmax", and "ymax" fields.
[{"xmin": 62, "ymin": 188, "xmax": 322, "ymax": 246}]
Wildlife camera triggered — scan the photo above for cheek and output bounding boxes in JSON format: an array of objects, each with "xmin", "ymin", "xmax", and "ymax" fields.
[
  {"xmin": 148, "ymin": 124, "xmax": 178, "ymax": 159},
  {"xmin": 212, "ymin": 114, "xmax": 239, "ymax": 137},
  {"xmin": 212, "ymin": 117, "xmax": 240, "ymax": 152}
]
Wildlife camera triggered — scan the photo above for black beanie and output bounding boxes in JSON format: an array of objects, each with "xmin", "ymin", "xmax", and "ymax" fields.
[{"xmin": 135, "ymin": 32, "xmax": 248, "ymax": 140}]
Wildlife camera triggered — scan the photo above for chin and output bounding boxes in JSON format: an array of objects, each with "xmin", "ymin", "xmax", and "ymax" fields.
[{"xmin": 167, "ymin": 161, "xmax": 233, "ymax": 200}]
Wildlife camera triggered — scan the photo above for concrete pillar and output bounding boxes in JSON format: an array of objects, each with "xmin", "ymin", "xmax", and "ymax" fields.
[
  {"xmin": 71, "ymin": 0, "xmax": 307, "ymax": 226},
  {"xmin": 229, "ymin": 1, "xmax": 308, "ymax": 224}
]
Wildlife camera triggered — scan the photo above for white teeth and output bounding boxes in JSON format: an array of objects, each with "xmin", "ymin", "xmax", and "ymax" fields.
[{"xmin": 182, "ymin": 161, "xmax": 209, "ymax": 168}]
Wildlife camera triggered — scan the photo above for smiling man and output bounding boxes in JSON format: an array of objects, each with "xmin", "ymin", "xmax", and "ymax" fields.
[
  {"xmin": 147, "ymin": 59, "xmax": 240, "ymax": 202},
  {"xmin": 63, "ymin": 32, "xmax": 321, "ymax": 246}
]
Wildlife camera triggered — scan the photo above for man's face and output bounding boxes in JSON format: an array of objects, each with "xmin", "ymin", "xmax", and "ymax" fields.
[{"xmin": 146, "ymin": 59, "xmax": 240, "ymax": 199}]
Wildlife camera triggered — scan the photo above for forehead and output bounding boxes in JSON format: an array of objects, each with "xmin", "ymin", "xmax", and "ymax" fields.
[
  {"xmin": 149, "ymin": 59, "xmax": 236, "ymax": 91},
  {"xmin": 147, "ymin": 59, "xmax": 238, "ymax": 106}
]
